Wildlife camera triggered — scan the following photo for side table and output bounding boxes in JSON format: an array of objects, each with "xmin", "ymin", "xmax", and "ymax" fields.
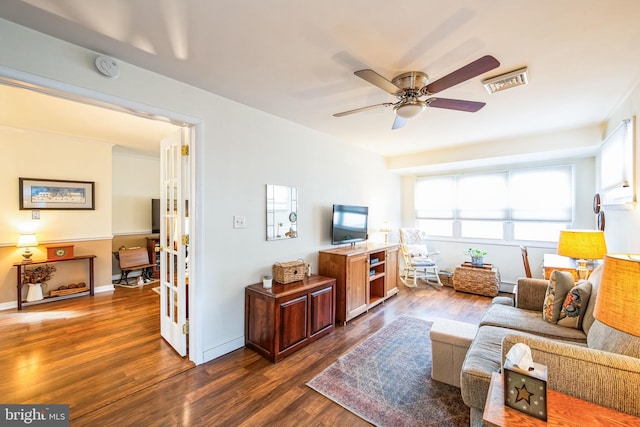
[
  {"xmin": 453, "ymin": 262, "xmax": 500, "ymax": 297},
  {"xmin": 483, "ymin": 372, "xmax": 640, "ymax": 426}
]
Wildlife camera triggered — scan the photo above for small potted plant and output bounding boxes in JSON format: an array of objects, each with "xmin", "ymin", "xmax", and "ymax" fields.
[
  {"xmin": 22, "ymin": 264, "xmax": 56, "ymax": 284},
  {"xmin": 465, "ymin": 248, "xmax": 487, "ymax": 267}
]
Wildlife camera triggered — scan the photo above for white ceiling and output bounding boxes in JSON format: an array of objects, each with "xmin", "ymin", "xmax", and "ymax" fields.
[
  {"xmin": 2, "ymin": 0, "xmax": 640, "ymax": 159},
  {"xmin": 0, "ymin": 83, "xmax": 179, "ymax": 156}
]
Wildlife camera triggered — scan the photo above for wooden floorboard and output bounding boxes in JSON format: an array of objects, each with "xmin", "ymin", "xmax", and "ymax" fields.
[
  {"xmin": 0, "ymin": 283, "xmax": 194, "ymax": 420},
  {"xmin": 1, "ymin": 281, "xmax": 505, "ymax": 426}
]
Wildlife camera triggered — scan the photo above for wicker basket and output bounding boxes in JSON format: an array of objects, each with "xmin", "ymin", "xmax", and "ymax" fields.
[
  {"xmin": 49, "ymin": 286, "xmax": 89, "ymax": 297},
  {"xmin": 272, "ymin": 260, "xmax": 307, "ymax": 284},
  {"xmin": 453, "ymin": 265, "xmax": 500, "ymax": 297},
  {"xmin": 438, "ymin": 270, "xmax": 454, "ymax": 287}
]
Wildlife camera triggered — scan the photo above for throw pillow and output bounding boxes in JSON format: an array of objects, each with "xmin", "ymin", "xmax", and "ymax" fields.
[
  {"xmin": 405, "ymin": 244, "xmax": 427, "ymax": 258},
  {"xmin": 542, "ymin": 270, "xmax": 574, "ymax": 323},
  {"xmin": 557, "ymin": 280, "xmax": 592, "ymax": 329}
]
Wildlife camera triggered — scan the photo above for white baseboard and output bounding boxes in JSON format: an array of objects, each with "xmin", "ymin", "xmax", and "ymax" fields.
[
  {"xmin": 499, "ymin": 282, "xmax": 516, "ymax": 293},
  {"xmin": 0, "ymin": 301, "xmax": 15, "ymax": 311},
  {"xmin": 202, "ymin": 336, "xmax": 244, "ymax": 363},
  {"xmin": 96, "ymin": 284, "xmax": 115, "ymax": 293}
]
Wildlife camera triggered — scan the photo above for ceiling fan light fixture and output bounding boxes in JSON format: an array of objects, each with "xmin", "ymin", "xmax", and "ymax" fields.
[
  {"xmin": 394, "ymin": 101, "xmax": 426, "ymax": 119},
  {"xmin": 482, "ymin": 67, "xmax": 528, "ymax": 94}
]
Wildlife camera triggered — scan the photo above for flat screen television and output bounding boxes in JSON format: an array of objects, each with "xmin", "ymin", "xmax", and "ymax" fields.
[
  {"xmin": 151, "ymin": 198, "xmax": 160, "ymax": 233},
  {"xmin": 331, "ymin": 204, "xmax": 368, "ymax": 245}
]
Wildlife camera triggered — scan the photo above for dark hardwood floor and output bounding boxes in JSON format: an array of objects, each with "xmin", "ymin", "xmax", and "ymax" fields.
[
  {"xmin": 1, "ymin": 281, "xmax": 502, "ymax": 426},
  {"xmin": 0, "ymin": 283, "xmax": 194, "ymax": 421}
]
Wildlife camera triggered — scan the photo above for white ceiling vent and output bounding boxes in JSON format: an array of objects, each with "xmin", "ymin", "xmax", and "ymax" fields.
[{"xmin": 482, "ymin": 67, "xmax": 528, "ymax": 94}]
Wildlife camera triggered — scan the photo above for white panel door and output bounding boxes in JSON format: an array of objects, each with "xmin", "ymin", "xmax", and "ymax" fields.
[{"xmin": 159, "ymin": 128, "xmax": 189, "ymax": 356}]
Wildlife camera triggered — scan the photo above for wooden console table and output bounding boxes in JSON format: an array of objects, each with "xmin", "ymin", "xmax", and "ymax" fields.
[
  {"xmin": 483, "ymin": 372, "xmax": 640, "ymax": 426},
  {"xmin": 14, "ymin": 255, "xmax": 96, "ymax": 310},
  {"xmin": 542, "ymin": 254, "xmax": 579, "ymax": 280},
  {"xmin": 245, "ymin": 275, "xmax": 336, "ymax": 363}
]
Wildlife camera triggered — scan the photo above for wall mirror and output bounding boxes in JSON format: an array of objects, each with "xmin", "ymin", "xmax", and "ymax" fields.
[{"xmin": 266, "ymin": 184, "xmax": 297, "ymax": 240}]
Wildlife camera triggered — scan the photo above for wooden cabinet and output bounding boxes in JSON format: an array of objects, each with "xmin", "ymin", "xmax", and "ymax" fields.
[
  {"xmin": 385, "ymin": 246, "xmax": 399, "ymax": 298},
  {"xmin": 319, "ymin": 243, "xmax": 399, "ymax": 324},
  {"xmin": 245, "ymin": 275, "xmax": 335, "ymax": 363},
  {"xmin": 345, "ymin": 253, "xmax": 368, "ymax": 321},
  {"xmin": 146, "ymin": 236, "xmax": 160, "ymax": 279}
]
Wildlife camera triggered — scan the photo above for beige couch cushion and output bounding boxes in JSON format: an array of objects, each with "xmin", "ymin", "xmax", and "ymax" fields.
[
  {"xmin": 587, "ymin": 320, "xmax": 640, "ymax": 358},
  {"xmin": 480, "ymin": 303, "xmax": 587, "ymax": 343},
  {"xmin": 460, "ymin": 325, "xmax": 584, "ymax": 411},
  {"xmin": 581, "ymin": 264, "xmax": 603, "ymax": 335}
]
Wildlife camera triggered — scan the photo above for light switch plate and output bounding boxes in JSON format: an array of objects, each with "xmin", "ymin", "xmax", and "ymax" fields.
[
  {"xmin": 233, "ymin": 215, "xmax": 246, "ymax": 229},
  {"xmin": 32, "ymin": 210, "xmax": 40, "ymax": 220}
]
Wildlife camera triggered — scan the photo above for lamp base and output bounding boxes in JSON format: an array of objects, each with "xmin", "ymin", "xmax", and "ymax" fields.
[{"xmin": 576, "ymin": 259, "xmax": 588, "ymax": 280}]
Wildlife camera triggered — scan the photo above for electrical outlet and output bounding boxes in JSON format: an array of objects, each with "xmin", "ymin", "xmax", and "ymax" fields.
[
  {"xmin": 32, "ymin": 210, "xmax": 40, "ymax": 220},
  {"xmin": 233, "ymin": 215, "xmax": 246, "ymax": 229}
]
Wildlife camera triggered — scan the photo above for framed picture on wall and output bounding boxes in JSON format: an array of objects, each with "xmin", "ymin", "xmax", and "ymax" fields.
[{"xmin": 19, "ymin": 177, "xmax": 95, "ymax": 210}]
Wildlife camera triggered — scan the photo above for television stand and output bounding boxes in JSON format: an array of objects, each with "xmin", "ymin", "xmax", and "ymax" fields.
[{"xmin": 318, "ymin": 242, "xmax": 398, "ymax": 324}]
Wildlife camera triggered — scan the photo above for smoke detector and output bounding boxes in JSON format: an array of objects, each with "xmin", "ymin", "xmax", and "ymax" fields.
[
  {"xmin": 95, "ymin": 55, "xmax": 120, "ymax": 78},
  {"xmin": 482, "ymin": 67, "xmax": 528, "ymax": 94}
]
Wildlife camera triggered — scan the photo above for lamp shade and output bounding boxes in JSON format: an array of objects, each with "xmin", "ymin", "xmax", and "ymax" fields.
[
  {"xmin": 557, "ymin": 230, "xmax": 607, "ymax": 260},
  {"xmin": 17, "ymin": 233, "xmax": 38, "ymax": 248},
  {"xmin": 594, "ymin": 254, "xmax": 640, "ymax": 337}
]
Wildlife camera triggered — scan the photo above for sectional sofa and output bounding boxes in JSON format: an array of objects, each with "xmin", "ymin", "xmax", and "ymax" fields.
[{"xmin": 460, "ymin": 264, "xmax": 640, "ymax": 426}]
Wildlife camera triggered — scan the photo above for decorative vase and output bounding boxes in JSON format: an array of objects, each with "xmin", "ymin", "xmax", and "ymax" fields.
[
  {"xmin": 26, "ymin": 283, "xmax": 45, "ymax": 301},
  {"xmin": 471, "ymin": 256, "xmax": 484, "ymax": 267}
]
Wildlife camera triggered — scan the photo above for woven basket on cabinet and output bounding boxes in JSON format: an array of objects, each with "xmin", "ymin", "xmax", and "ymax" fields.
[{"xmin": 272, "ymin": 260, "xmax": 307, "ymax": 284}]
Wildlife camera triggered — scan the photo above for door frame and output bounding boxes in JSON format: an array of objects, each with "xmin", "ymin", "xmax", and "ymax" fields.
[{"xmin": 0, "ymin": 65, "xmax": 204, "ymax": 365}]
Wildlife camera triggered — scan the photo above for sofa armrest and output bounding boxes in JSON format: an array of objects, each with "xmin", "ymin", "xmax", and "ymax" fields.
[
  {"xmin": 515, "ymin": 277, "xmax": 548, "ymax": 311},
  {"xmin": 501, "ymin": 334, "xmax": 640, "ymax": 417}
]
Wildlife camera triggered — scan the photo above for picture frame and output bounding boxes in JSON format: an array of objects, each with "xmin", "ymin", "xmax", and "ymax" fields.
[{"xmin": 19, "ymin": 178, "xmax": 95, "ymax": 210}]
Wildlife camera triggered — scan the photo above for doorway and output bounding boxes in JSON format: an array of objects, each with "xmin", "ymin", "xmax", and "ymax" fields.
[{"xmin": 0, "ymin": 72, "xmax": 200, "ymax": 363}]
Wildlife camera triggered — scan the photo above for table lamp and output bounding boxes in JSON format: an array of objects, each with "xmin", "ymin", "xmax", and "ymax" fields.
[
  {"xmin": 594, "ymin": 254, "xmax": 640, "ymax": 337},
  {"xmin": 556, "ymin": 230, "xmax": 607, "ymax": 280},
  {"xmin": 380, "ymin": 222, "xmax": 391, "ymax": 243},
  {"xmin": 17, "ymin": 233, "xmax": 38, "ymax": 262}
]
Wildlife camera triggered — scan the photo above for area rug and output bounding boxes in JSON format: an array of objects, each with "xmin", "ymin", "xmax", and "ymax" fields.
[
  {"xmin": 307, "ymin": 316, "xmax": 469, "ymax": 427},
  {"xmin": 113, "ymin": 279, "xmax": 159, "ymax": 289}
]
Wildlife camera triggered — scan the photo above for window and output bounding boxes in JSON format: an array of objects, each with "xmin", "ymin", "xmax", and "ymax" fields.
[
  {"xmin": 600, "ymin": 118, "xmax": 635, "ymax": 205},
  {"xmin": 415, "ymin": 176, "xmax": 454, "ymax": 237},
  {"xmin": 415, "ymin": 165, "xmax": 573, "ymax": 242}
]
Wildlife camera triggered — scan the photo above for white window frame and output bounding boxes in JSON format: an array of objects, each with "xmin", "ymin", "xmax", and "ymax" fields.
[
  {"xmin": 600, "ymin": 117, "xmax": 635, "ymax": 206},
  {"xmin": 415, "ymin": 165, "xmax": 574, "ymax": 243}
]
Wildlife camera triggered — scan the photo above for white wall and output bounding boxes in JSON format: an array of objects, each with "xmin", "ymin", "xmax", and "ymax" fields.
[
  {"xmin": 0, "ymin": 126, "xmax": 112, "ymax": 243},
  {"xmin": 0, "ymin": 19, "xmax": 401, "ymax": 363},
  {"xmin": 0, "ymin": 126, "xmax": 114, "ymax": 303},
  {"xmin": 112, "ymin": 153, "xmax": 160, "ymax": 234}
]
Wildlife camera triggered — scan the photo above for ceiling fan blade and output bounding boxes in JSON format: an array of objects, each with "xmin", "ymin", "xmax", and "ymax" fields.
[
  {"xmin": 354, "ymin": 69, "xmax": 404, "ymax": 95},
  {"xmin": 392, "ymin": 115, "xmax": 407, "ymax": 130},
  {"xmin": 424, "ymin": 55, "xmax": 500, "ymax": 94},
  {"xmin": 333, "ymin": 102, "xmax": 394, "ymax": 117},
  {"xmin": 428, "ymin": 98, "xmax": 486, "ymax": 112}
]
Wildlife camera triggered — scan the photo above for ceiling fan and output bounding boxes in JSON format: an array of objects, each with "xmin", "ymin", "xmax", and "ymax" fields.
[{"xmin": 333, "ymin": 55, "xmax": 500, "ymax": 130}]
